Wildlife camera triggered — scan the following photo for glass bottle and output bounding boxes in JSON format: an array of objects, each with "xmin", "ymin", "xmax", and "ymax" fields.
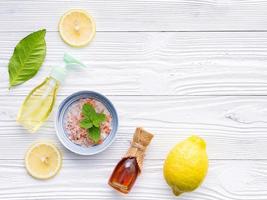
[
  {"xmin": 17, "ymin": 77, "xmax": 59, "ymax": 132},
  {"xmin": 108, "ymin": 157, "xmax": 139, "ymax": 194},
  {"xmin": 108, "ymin": 128, "xmax": 153, "ymax": 194},
  {"xmin": 17, "ymin": 53, "xmax": 86, "ymax": 133}
]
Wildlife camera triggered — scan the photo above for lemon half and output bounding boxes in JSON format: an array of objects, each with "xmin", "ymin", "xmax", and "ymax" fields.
[
  {"xmin": 59, "ymin": 9, "xmax": 96, "ymax": 47},
  {"xmin": 25, "ymin": 142, "xmax": 62, "ymax": 180}
]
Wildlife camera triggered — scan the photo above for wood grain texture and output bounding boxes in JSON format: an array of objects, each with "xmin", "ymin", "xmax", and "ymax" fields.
[
  {"xmin": 1, "ymin": 32, "xmax": 267, "ymax": 95},
  {"xmin": 1, "ymin": 1, "xmax": 267, "ymax": 199},
  {"xmin": 0, "ymin": 159, "xmax": 267, "ymax": 200},
  {"xmin": 0, "ymin": 95, "xmax": 267, "ymax": 160},
  {"xmin": 1, "ymin": 0, "xmax": 267, "ymax": 31}
]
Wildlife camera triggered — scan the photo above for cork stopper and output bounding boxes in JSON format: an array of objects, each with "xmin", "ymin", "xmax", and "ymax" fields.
[{"xmin": 124, "ymin": 128, "xmax": 154, "ymax": 172}]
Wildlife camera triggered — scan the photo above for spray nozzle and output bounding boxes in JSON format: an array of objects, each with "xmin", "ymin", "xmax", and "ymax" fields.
[
  {"xmin": 63, "ymin": 53, "xmax": 87, "ymax": 70},
  {"xmin": 51, "ymin": 53, "xmax": 87, "ymax": 83}
]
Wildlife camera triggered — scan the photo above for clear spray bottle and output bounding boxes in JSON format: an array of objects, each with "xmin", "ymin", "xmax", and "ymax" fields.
[{"xmin": 17, "ymin": 53, "xmax": 86, "ymax": 133}]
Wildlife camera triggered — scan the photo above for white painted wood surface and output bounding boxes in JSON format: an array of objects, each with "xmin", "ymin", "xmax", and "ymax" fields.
[
  {"xmin": 1, "ymin": 0, "xmax": 267, "ymax": 199},
  {"xmin": 2, "ymin": 32, "xmax": 267, "ymax": 95},
  {"xmin": 1, "ymin": 160, "xmax": 267, "ymax": 200},
  {"xmin": 2, "ymin": 0, "xmax": 267, "ymax": 31}
]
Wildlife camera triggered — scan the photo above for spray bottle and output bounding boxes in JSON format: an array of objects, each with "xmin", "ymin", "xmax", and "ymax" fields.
[{"xmin": 17, "ymin": 53, "xmax": 86, "ymax": 133}]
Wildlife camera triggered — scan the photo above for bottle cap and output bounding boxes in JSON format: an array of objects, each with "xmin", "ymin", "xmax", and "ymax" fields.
[{"xmin": 51, "ymin": 53, "xmax": 86, "ymax": 83}]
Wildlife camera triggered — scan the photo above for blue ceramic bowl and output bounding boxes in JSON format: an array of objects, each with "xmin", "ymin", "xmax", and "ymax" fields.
[{"xmin": 55, "ymin": 91, "xmax": 118, "ymax": 155}]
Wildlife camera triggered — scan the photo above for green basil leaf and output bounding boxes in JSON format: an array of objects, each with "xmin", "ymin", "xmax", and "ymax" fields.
[
  {"xmin": 8, "ymin": 29, "xmax": 46, "ymax": 87},
  {"xmin": 80, "ymin": 119, "xmax": 93, "ymax": 129},
  {"xmin": 88, "ymin": 126, "xmax": 100, "ymax": 143}
]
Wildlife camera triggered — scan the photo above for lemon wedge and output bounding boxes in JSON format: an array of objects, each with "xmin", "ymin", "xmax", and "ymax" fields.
[
  {"xmin": 59, "ymin": 9, "xmax": 96, "ymax": 47},
  {"xmin": 25, "ymin": 142, "xmax": 62, "ymax": 180}
]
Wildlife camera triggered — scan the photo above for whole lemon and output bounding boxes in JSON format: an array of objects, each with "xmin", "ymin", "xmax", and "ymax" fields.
[{"xmin": 163, "ymin": 135, "xmax": 208, "ymax": 196}]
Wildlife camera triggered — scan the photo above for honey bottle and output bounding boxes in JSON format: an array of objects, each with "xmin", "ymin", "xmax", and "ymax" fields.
[{"xmin": 108, "ymin": 128, "xmax": 154, "ymax": 194}]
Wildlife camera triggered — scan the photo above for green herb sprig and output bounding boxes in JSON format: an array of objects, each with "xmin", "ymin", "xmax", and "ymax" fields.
[{"xmin": 80, "ymin": 104, "xmax": 106, "ymax": 143}]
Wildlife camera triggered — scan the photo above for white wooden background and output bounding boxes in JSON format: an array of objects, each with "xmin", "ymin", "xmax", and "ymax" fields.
[{"xmin": 1, "ymin": 0, "xmax": 267, "ymax": 199}]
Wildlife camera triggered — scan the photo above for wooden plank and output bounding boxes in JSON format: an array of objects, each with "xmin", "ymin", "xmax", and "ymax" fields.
[
  {"xmin": 0, "ymin": 95, "xmax": 267, "ymax": 160},
  {"xmin": 1, "ymin": 0, "xmax": 267, "ymax": 31},
  {"xmin": 0, "ymin": 159, "xmax": 267, "ymax": 200},
  {"xmin": 1, "ymin": 32, "xmax": 267, "ymax": 95}
]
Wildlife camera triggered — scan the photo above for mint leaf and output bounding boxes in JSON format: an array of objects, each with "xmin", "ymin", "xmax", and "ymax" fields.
[
  {"xmin": 82, "ymin": 104, "xmax": 95, "ymax": 118},
  {"xmin": 88, "ymin": 126, "xmax": 100, "ymax": 143},
  {"xmin": 8, "ymin": 29, "xmax": 46, "ymax": 87},
  {"xmin": 80, "ymin": 103, "xmax": 106, "ymax": 143},
  {"xmin": 80, "ymin": 119, "xmax": 93, "ymax": 129},
  {"xmin": 92, "ymin": 113, "xmax": 106, "ymax": 127}
]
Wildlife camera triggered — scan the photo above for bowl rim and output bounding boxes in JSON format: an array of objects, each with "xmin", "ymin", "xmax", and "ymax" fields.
[{"xmin": 55, "ymin": 90, "xmax": 119, "ymax": 155}]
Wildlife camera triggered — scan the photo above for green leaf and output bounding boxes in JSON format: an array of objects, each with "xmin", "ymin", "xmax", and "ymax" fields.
[
  {"xmin": 88, "ymin": 126, "xmax": 100, "ymax": 143},
  {"xmin": 92, "ymin": 113, "xmax": 106, "ymax": 127},
  {"xmin": 80, "ymin": 119, "xmax": 93, "ymax": 129},
  {"xmin": 8, "ymin": 29, "xmax": 46, "ymax": 87},
  {"xmin": 82, "ymin": 104, "xmax": 95, "ymax": 118}
]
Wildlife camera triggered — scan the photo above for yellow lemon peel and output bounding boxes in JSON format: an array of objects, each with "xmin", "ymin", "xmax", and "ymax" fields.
[{"xmin": 163, "ymin": 135, "xmax": 208, "ymax": 196}]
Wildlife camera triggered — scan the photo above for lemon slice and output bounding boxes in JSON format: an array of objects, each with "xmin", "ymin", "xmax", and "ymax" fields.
[
  {"xmin": 25, "ymin": 142, "xmax": 62, "ymax": 180},
  {"xmin": 59, "ymin": 9, "xmax": 96, "ymax": 47}
]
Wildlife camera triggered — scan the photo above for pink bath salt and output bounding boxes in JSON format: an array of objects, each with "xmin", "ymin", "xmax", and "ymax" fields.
[{"xmin": 65, "ymin": 98, "xmax": 112, "ymax": 147}]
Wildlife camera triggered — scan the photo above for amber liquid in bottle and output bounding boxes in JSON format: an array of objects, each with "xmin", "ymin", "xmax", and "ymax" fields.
[{"xmin": 108, "ymin": 157, "xmax": 140, "ymax": 194}]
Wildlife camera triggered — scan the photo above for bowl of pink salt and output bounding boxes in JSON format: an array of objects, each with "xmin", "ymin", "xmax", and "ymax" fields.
[{"xmin": 55, "ymin": 91, "xmax": 118, "ymax": 155}]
